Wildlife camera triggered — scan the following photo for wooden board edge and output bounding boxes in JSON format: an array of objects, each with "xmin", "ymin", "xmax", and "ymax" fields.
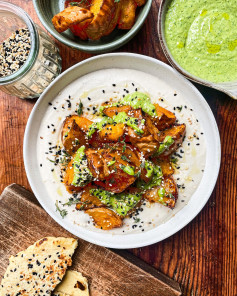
[
  {"xmin": 1, "ymin": 183, "xmax": 40, "ymax": 206},
  {"xmin": 1, "ymin": 184, "xmax": 182, "ymax": 295},
  {"xmin": 114, "ymin": 250, "xmax": 182, "ymax": 295}
]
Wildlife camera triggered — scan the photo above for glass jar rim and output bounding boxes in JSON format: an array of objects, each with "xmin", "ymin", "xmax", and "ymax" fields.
[{"xmin": 0, "ymin": 1, "xmax": 39, "ymax": 85}]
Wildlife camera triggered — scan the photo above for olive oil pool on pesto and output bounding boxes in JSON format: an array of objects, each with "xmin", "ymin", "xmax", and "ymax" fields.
[{"xmin": 165, "ymin": 0, "xmax": 237, "ymax": 83}]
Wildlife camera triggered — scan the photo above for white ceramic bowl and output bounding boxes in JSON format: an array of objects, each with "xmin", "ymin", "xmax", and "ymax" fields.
[{"xmin": 24, "ymin": 53, "xmax": 221, "ymax": 249}]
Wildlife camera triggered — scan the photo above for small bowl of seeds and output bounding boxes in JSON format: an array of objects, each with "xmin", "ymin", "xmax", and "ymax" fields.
[{"xmin": 0, "ymin": 1, "xmax": 62, "ymax": 99}]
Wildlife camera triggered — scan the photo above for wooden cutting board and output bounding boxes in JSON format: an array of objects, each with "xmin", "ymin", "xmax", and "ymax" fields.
[{"xmin": 0, "ymin": 184, "xmax": 182, "ymax": 296}]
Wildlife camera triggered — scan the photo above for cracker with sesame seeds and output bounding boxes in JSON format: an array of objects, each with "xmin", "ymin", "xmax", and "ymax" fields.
[{"xmin": 0, "ymin": 237, "xmax": 78, "ymax": 296}]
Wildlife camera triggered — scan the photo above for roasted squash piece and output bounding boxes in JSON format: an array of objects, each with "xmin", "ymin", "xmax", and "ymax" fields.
[
  {"xmin": 62, "ymin": 115, "xmax": 92, "ymax": 134},
  {"xmin": 64, "ymin": 0, "xmax": 93, "ymax": 39},
  {"xmin": 76, "ymin": 185, "xmax": 104, "ymax": 210},
  {"xmin": 64, "ymin": 159, "xmax": 74, "ymax": 187},
  {"xmin": 85, "ymin": 208, "xmax": 123, "ymax": 230},
  {"xmin": 145, "ymin": 115, "xmax": 159, "ymax": 141},
  {"xmin": 95, "ymin": 169, "xmax": 137, "ymax": 193},
  {"xmin": 86, "ymin": 0, "xmax": 117, "ymax": 40},
  {"xmin": 52, "ymin": 6, "xmax": 94, "ymax": 33},
  {"xmin": 103, "ymin": 1, "xmax": 121, "ymax": 36},
  {"xmin": 144, "ymin": 176, "xmax": 178, "ymax": 209},
  {"xmin": 134, "ymin": 0, "xmax": 147, "ymax": 6},
  {"xmin": 103, "ymin": 105, "xmax": 132, "ymax": 117},
  {"xmin": 101, "ymin": 144, "xmax": 141, "ymax": 170},
  {"xmin": 86, "ymin": 144, "xmax": 139, "ymax": 193},
  {"xmin": 86, "ymin": 148, "xmax": 110, "ymax": 180},
  {"xmin": 154, "ymin": 158, "xmax": 174, "ymax": 177},
  {"xmin": 73, "ymin": 115, "xmax": 93, "ymax": 133},
  {"xmin": 90, "ymin": 144, "xmax": 140, "ymax": 193},
  {"xmin": 158, "ymin": 124, "xmax": 186, "ymax": 157},
  {"xmin": 99, "ymin": 123, "xmax": 125, "ymax": 142},
  {"xmin": 69, "ymin": 18, "xmax": 93, "ymax": 40},
  {"xmin": 153, "ymin": 104, "xmax": 176, "ymax": 130},
  {"xmin": 118, "ymin": 0, "xmax": 137, "ymax": 30},
  {"xmin": 130, "ymin": 134, "xmax": 159, "ymax": 157},
  {"xmin": 61, "ymin": 117, "xmax": 88, "ymax": 155}
]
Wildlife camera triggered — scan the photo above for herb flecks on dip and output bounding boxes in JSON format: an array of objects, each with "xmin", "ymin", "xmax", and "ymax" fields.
[{"xmin": 165, "ymin": 0, "xmax": 237, "ymax": 83}]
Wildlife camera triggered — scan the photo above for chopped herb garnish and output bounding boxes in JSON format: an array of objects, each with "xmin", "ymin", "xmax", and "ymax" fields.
[
  {"xmin": 63, "ymin": 198, "xmax": 81, "ymax": 206},
  {"xmin": 134, "ymin": 217, "xmax": 140, "ymax": 223},
  {"xmin": 171, "ymin": 156, "xmax": 178, "ymax": 164},
  {"xmin": 121, "ymin": 155, "xmax": 130, "ymax": 162},
  {"xmin": 55, "ymin": 200, "xmax": 68, "ymax": 218},
  {"xmin": 122, "ymin": 142, "xmax": 126, "ymax": 153},
  {"xmin": 77, "ymin": 99, "xmax": 83, "ymax": 116}
]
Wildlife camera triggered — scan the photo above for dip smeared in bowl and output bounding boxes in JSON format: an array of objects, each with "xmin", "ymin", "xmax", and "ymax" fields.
[
  {"xmin": 37, "ymin": 68, "xmax": 206, "ymax": 234},
  {"xmin": 165, "ymin": 0, "xmax": 237, "ymax": 83}
]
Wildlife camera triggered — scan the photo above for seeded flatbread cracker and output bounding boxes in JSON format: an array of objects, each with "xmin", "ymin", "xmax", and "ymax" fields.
[
  {"xmin": 0, "ymin": 237, "xmax": 78, "ymax": 296},
  {"xmin": 53, "ymin": 270, "xmax": 89, "ymax": 296}
]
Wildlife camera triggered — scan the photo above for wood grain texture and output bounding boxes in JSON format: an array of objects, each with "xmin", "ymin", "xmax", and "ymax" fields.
[
  {"xmin": 0, "ymin": 1, "xmax": 236, "ymax": 296},
  {"xmin": 0, "ymin": 184, "xmax": 181, "ymax": 296}
]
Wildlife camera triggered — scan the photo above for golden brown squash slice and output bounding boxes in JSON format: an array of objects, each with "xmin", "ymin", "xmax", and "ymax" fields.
[
  {"xmin": 103, "ymin": 1, "xmax": 121, "ymax": 36},
  {"xmin": 61, "ymin": 117, "xmax": 88, "ymax": 156},
  {"xmin": 52, "ymin": 6, "xmax": 94, "ymax": 33},
  {"xmin": 158, "ymin": 124, "xmax": 186, "ymax": 157},
  {"xmin": 85, "ymin": 208, "xmax": 123, "ymax": 230},
  {"xmin": 103, "ymin": 105, "xmax": 132, "ymax": 117},
  {"xmin": 94, "ymin": 169, "xmax": 137, "ymax": 193},
  {"xmin": 130, "ymin": 134, "xmax": 159, "ymax": 157},
  {"xmin": 61, "ymin": 115, "xmax": 93, "ymax": 155},
  {"xmin": 118, "ymin": 0, "xmax": 137, "ymax": 30},
  {"xmin": 99, "ymin": 123, "xmax": 125, "ymax": 142},
  {"xmin": 88, "ymin": 144, "xmax": 139, "ymax": 193},
  {"xmin": 154, "ymin": 158, "xmax": 174, "ymax": 177},
  {"xmin": 64, "ymin": 159, "xmax": 74, "ymax": 187},
  {"xmin": 86, "ymin": 0, "xmax": 117, "ymax": 40},
  {"xmin": 76, "ymin": 185, "xmax": 105, "ymax": 210},
  {"xmin": 144, "ymin": 176, "xmax": 178, "ymax": 209},
  {"xmin": 144, "ymin": 115, "xmax": 160, "ymax": 141},
  {"xmin": 153, "ymin": 104, "xmax": 176, "ymax": 130},
  {"xmin": 85, "ymin": 148, "xmax": 110, "ymax": 180}
]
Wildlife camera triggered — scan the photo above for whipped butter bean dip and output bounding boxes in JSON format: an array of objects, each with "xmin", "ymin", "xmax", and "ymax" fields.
[{"xmin": 37, "ymin": 69, "xmax": 206, "ymax": 234}]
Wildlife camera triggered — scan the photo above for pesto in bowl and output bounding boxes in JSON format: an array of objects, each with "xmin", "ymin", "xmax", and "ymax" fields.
[{"xmin": 164, "ymin": 0, "xmax": 237, "ymax": 83}]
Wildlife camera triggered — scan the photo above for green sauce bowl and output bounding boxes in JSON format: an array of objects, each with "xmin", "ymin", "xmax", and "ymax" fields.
[
  {"xmin": 33, "ymin": 0, "xmax": 152, "ymax": 54},
  {"xmin": 158, "ymin": 0, "xmax": 237, "ymax": 99}
]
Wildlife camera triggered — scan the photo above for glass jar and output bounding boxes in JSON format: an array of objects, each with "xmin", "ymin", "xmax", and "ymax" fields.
[{"xmin": 0, "ymin": 1, "xmax": 62, "ymax": 99}]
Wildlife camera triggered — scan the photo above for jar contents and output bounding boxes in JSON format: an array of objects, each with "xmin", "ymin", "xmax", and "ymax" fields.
[
  {"xmin": 0, "ymin": 28, "xmax": 31, "ymax": 77},
  {"xmin": 165, "ymin": 0, "xmax": 237, "ymax": 83}
]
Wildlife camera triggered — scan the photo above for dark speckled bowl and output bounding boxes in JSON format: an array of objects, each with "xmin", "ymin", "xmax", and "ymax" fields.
[{"xmin": 33, "ymin": 0, "xmax": 152, "ymax": 54}]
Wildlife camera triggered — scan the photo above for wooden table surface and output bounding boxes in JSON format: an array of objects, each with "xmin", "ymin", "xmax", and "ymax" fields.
[{"xmin": 0, "ymin": 1, "xmax": 236, "ymax": 295}]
